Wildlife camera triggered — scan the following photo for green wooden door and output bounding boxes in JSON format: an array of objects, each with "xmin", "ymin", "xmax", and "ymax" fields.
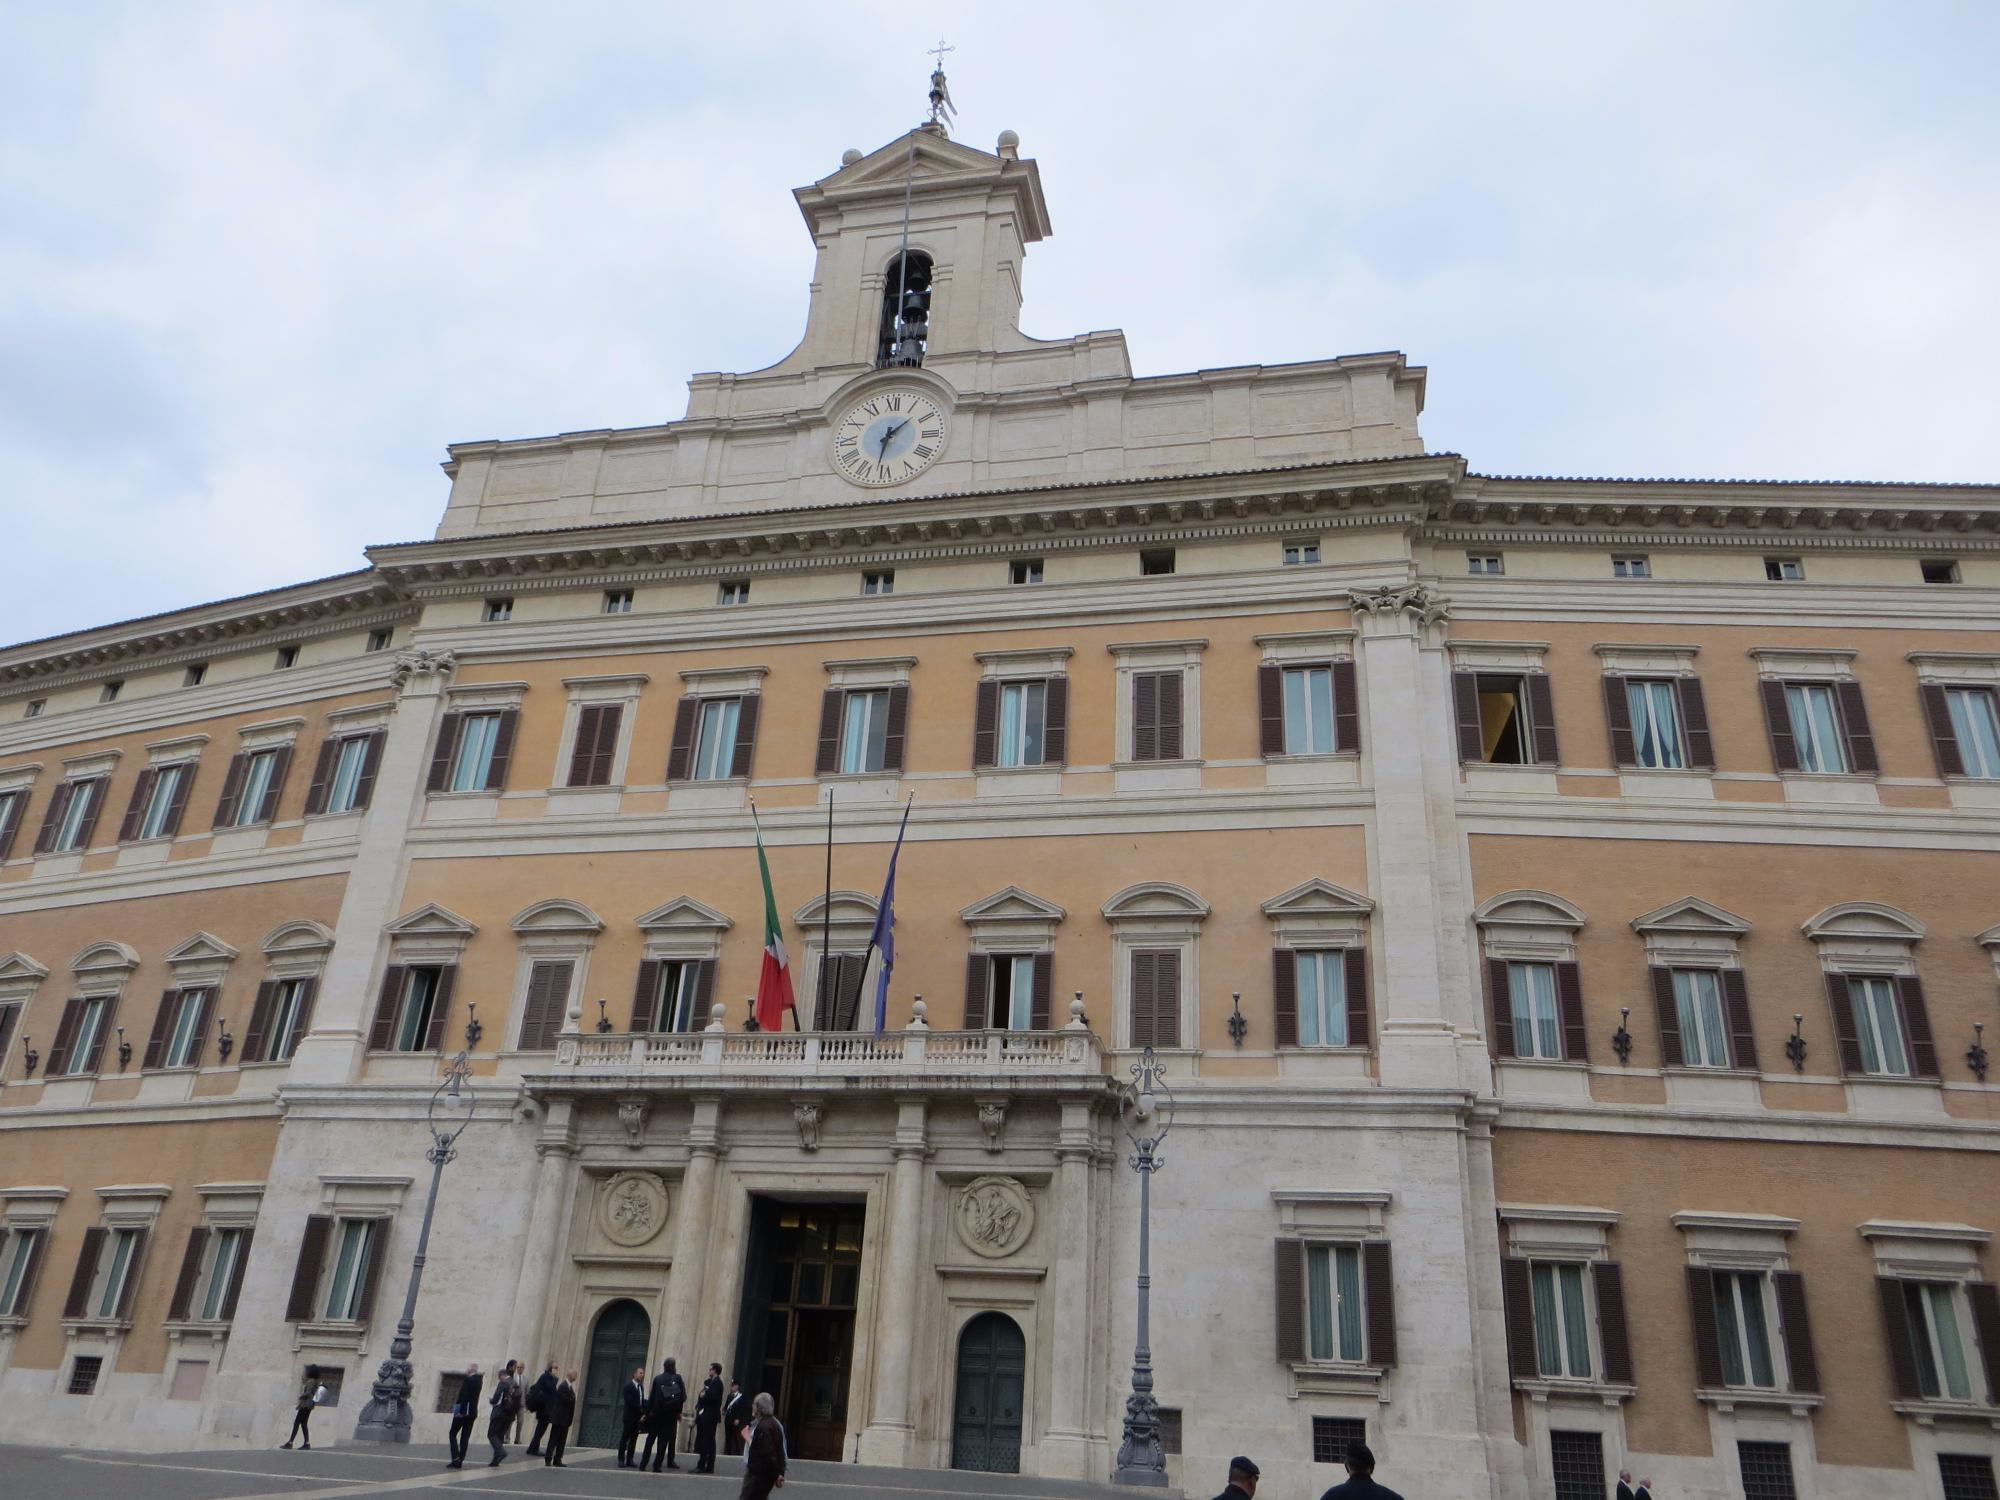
[
  {"xmin": 950, "ymin": 1312, "xmax": 1025, "ymax": 1473},
  {"xmin": 579, "ymin": 1299, "xmax": 650, "ymax": 1449}
]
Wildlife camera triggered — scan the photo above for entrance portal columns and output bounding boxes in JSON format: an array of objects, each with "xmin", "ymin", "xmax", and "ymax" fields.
[
  {"xmin": 857, "ymin": 1096, "xmax": 929, "ymax": 1467},
  {"xmin": 1039, "ymin": 1097, "xmax": 1099, "ymax": 1478},
  {"xmin": 509, "ymin": 1095, "xmax": 578, "ymax": 1362},
  {"xmin": 661, "ymin": 1097, "xmax": 723, "ymax": 1365}
]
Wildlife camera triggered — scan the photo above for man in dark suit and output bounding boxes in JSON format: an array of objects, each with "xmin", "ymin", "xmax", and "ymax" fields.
[
  {"xmin": 618, "ymin": 1365, "xmax": 645, "ymax": 1468},
  {"xmin": 693, "ymin": 1362, "xmax": 725, "ymax": 1473},
  {"xmin": 543, "ymin": 1370, "xmax": 577, "ymax": 1468},
  {"xmin": 722, "ymin": 1379, "xmax": 751, "ymax": 1457},
  {"xmin": 1212, "ymin": 1454, "xmax": 1259, "ymax": 1498},
  {"xmin": 446, "ymin": 1364, "xmax": 482, "ymax": 1469},
  {"xmin": 643, "ymin": 1356, "xmax": 688, "ymax": 1471},
  {"xmin": 1617, "ymin": 1470, "xmax": 1637, "ymax": 1500},
  {"xmin": 739, "ymin": 1392, "xmax": 787, "ymax": 1500},
  {"xmin": 1635, "ymin": 1480, "xmax": 1655, "ymax": 1500},
  {"xmin": 523, "ymin": 1362, "xmax": 558, "ymax": 1457},
  {"xmin": 1317, "ymin": 1441, "xmax": 1404, "ymax": 1500}
]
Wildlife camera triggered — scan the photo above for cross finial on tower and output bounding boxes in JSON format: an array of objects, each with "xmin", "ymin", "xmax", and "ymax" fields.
[{"xmin": 926, "ymin": 38, "xmax": 956, "ymax": 134}]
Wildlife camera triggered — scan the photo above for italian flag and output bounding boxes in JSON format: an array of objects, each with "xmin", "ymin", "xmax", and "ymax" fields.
[{"xmin": 751, "ymin": 805, "xmax": 795, "ymax": 1032}]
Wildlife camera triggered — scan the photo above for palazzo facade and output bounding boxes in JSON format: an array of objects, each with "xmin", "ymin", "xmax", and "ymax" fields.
[{"xmin": 2, "ymin": 118, "xmax": 1999, "ymax": 1500}]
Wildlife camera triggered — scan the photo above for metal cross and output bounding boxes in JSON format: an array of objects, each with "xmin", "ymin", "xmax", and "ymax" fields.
[{"xmin": 928, "ymin": 37, "xmax": 954, "ymax": 69}]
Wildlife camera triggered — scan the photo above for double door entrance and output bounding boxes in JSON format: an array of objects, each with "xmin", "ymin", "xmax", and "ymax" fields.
[{"xmin": 735, "ymin": 1199, "xmax": 864, "ymax": 1462}]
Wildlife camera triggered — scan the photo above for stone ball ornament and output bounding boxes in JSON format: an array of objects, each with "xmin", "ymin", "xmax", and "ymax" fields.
[
  {"xmin": 954, "ymin": 1175, "xmax": 1034, "ymax": 1259},
  {"xmin": 599, "ymin": 1171, "xmax": 670, "ymax": 1248}
]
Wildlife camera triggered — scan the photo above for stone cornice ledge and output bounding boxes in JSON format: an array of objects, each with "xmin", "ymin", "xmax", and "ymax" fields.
[
  {"xmin": 0, "ymin": 1097, "xmax": 282, "ymax": 1129},
  {"xmin": 1500, "ymin": 1099, "xmax": 2000, "ymax": 1150},
  {"xmin": 1671, "ymin": 1210, "xmax": 1801, "ymax": 1235},
  {"xmin": 1859, "ymin": 1219, "xmax": 1993, "ymax": 1244}
]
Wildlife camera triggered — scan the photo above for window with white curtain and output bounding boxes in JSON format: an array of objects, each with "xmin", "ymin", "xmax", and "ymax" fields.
[
  {"xmin": 1946, "ymin": 688, "xmax": 2000, "ymax": 778},
  {"xmin": 1305, "ymin": 1243, "xmax": 1364, "ymax": 1362},
  {"xmin": 1283, "ymin": 667, "xmax": 1335, "ymax": 755},
  {"xmin": 1626, "ymin": 679, "xmax": 1684, "ymax": 769},
  {"xmin": 692, "ymin": 698, "xmax": 742, "ymax": 781},
  {"xmin": 1508, "ymin": 962, "xmax": 1562, "ymax": 1060},
  {"xmin": 1903, "ymin": 1281, "xmax": 1977, "ymax": 1401},
  {"xmin": 323, "ymin": 1218, "xmax": 379, "ymax": 1321},
  {"xmin": 839, "ymin": 690, "xmax": 890, "ymax": 774},
  {"xmin": 448, "ymin": 713, "xmax": 502, "ymax": 792},
  {"xmin": 1295, "ymin": 950, "xmax": 1348, "ymax": 1046},
  {"xmin": 1848, "ymin": 976, "xmax": 1910, "ymax": 1076},
  {"xmin": 996, "ymin": 681, "xmax": 1047, "ymax": 768},
  {"xmin": 1674, "ymin": 969, "xmax": 1731, "ymax": 1068},
  {"xmin": 1784, "ymin": 683, "xmax": 1848, "ymax": 773},
  {"xmin": 1714, "ymin": 1270, "xmax": 1778, "ymax": 1388},
  {"xmin": 1530, "ymin": 1261, "xmax": 1594, "ymax": 1379},
  {"xmin": 325, "ymin": 737, "xmax": 371, "ymax": 814}
]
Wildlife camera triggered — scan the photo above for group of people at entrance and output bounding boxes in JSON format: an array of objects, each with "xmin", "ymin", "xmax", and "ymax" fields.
[{"xmin": 439, "ymin": 1352, "xmax": 786, "ymax": 1498}]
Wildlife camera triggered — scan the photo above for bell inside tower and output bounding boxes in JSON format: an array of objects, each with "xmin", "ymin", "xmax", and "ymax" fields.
[{"xmin": 876, "ymin": 250, "xmax": 933, "ymax": 368}]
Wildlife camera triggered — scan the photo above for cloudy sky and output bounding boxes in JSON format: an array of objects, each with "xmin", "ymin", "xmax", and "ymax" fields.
[{"xmin": 2, "ymin": 2, "xmax": 1995, "ymax": 644}]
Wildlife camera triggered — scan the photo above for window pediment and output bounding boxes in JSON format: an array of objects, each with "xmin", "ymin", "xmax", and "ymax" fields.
[
  {"xmin": 1260, "ymin": 879, "xmax": 1374, "ymax": 919},
  {"xmin": 383, "ymin": 903, "xmax": 478, "ymax": 939},
  {"xmin": 1101, "ymin": 882, "xmax": 1211, "ymax": 923},
  {"xmin": 1630, "ymin": 897, "xmax": 1752, "ymax": 939},
  {"xmin": 510, "ymin": 899, "xmax": 605, "ymax": 935},
  {"xmin": 960, "ymin": 886, "xmax": 1068, "ymax": 925},
  {"xmin": 261, "ymin": 920, "xmax": 335, "ymax": 957},
  {"xmin": 636, "ymin": 896, "xmax": 734, "ymax": 934},
  {"xmin": 163, "ymin": 932, "xmax": 240, "ymax": 967},
  {"xmin": 0, "ymin": 951, "xmax": 50, "ymax": 985},
  {"xmin": 1473, "ymin": 890, "xmax": 1586, "ymax": 932},
  {"xmin": 1801, "ymin": 901, "xmax": 1924, "ymax": 946},
  {"xmin": 70, "ymin": 940, "xmax": 140, "ymax": 979}
]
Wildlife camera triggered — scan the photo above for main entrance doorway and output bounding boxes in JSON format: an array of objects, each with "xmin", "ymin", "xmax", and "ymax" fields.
[
  {"xmin": 950, "ymin": 1311, "xmax": 1025, "ymax": 1473},
  {"xmin": 579, "ymin": 1298, "xmax": 651, "ymax": 1449},
  {"xmin": 733, "ymin": 1199, "xmax": 865, "ymax": 1462}
]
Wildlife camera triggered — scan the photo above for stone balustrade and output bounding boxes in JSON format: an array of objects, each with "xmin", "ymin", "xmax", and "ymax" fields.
[{"xmin": 549, "ymin": 1022, "xmax": 1102, "ymax": 1077}]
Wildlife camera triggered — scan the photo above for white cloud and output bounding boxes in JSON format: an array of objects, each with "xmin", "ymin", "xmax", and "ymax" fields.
[{"xmin": 2, "ymin": 0, "xmax": 1994, "ymax": 642}]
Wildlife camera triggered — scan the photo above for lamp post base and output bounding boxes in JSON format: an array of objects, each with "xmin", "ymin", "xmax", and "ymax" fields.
[
  {"xmin": 1113, "ymin": 1389, "xmax": 1170, "ymax": 1487},
  {"xmin": 353, "ymin": 1353, "xmax": 415, "ymax": 1443}
]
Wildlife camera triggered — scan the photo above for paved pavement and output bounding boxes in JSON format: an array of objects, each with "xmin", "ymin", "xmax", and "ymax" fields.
[{"xmin": 0, "ymin": 1443, "xmax": 1155, "ymax": 1500}]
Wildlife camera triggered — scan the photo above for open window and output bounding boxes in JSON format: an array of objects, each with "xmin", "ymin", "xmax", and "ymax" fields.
[{"xmin": 1453, "ymin": 671, "xmax": 1559, "ymax": 766}]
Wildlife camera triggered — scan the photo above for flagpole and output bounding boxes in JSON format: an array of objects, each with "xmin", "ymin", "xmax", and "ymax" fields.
[{"xmin": 818, "ymin": 787, "xmax": 833, "ymax": 1032}]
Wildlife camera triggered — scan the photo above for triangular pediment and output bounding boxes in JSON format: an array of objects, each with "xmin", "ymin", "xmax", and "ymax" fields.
[
  {"xmin": 819, "ymin": 129, "xmax": 1004, "ymax": 192},
  {"xmin": 959, "ymin": 886, "xmax": 1068, "ymax": 925},
  {"xmin": 797, "ymin": 128, "xmax": 1051, "ymax": 242},
  {"xmin": 1979, "ymin": 922, "xmax": 2000, "ymax": 950},
  {"xmin": 511, "ymin": 899, "xmax": 605, "ymax": 935},
  {"xmin": 383, "ymin": 902, "xmax": 478, "ymax": 938},
  {"xmin": 163, "ymin": 931, "xmax": 241, "ymax": 966},
  {"xmin": 1629, "ymin": 897, "xmax": 1752, "ymax": 937},
  {"xmin": 0, "ymin": 951, "xmax": 50, "ymax": 983},
  {"xmin": 636, "ymin": 896, "xmax": 734, "ymax": 934},
  {"xmin": 1260, "ymin": 878, "xmax": 1374, "ymax": 919}
]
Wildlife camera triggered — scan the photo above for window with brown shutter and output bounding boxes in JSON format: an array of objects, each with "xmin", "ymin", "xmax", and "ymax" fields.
[
  {"xmin": 167, "ymin": 1227, "xmax": 209, "ymax": 1322},
  {"xmin": 1500, "ymin": 1256, "xmax": 1539, "ymax": 1381},
  {"xmin": 1333, "ymin": 660, "xmax": 1360, "ymax": 753},
  {"xmin": 300, "ymin": 738, "xmax": 339, "ymax": 816},
  {"xmin": 818, "ymin": 952, "xmax": 869, "ymax": 1032},
  {"xmin": 1555, "ymin": 961, "xmax": 1588, "ymax": 1062},
  {"xmin": 961, "ymin": 953, "xmax": 987, "ymax": 1029},
  {"xmin": 667, "ymin": 697, "xmax": 700, "ymax": 781},
  {"xmin": 1273, "ymin": 1239, "xmax": 1305, "ymax": 1363},
  {"xmin": 814, "ymin": 690, "xmax": 843, "ymax": 776},
  {"xmin": 1132, "ymin": 672, "xmax": 1184, "ymax": 762},
  {"xmin": 1773, "ymin": 1270, "xmax": 1819, "ymax": 1393},
  {"xmin": 1686, "ymin": 1265, "xmax": 1727, "ymax": 1388},
  {"xmin": 973, "ymin": 679, "xmax": 1001, "ymax": 767},
  {"xmin": 731, "ymin": 694, "xmax": 762, "ymax": 778},
  {"xmin": 142, "ymin": 988, "xmax": 181, "ymax": 1070},
  {"xmin": 1678, "ymin": 677, "xmax": 1716, "ymax": 769},
  {"xmin": 630, "ymin": 959, "xmax": 663, "ymax": 1032},
  {"xmin": 1758, "ymin": 680, "xmax": 1801, "ymax": 772},
  {"xmin": 42, "ymin": 997, "xmax": 85, "ymax": 1078},
  {"xmin": 882, "ymin": 683, "xmax": 910, "ymax": 772},
  {"xmin": 1649, "ymin": 966, "xmax": 1684, "ymax": 1067},
  {"xmin": 240, "ymin": 981, "xmax": 279, "ymax": 1065},
  {"xmin": 1836, "ymin": 679, "xmax": 1879, "ymax": 774},
  {"xmin": 116, "ymin": 768, "xmax": 158, "ymax": 843},
  {"xmin": 62, "ymin": 1226, "xmax": 107, "ymax": 1319},
  {"xmin": 284, "ymin": 1215, "xmax": 332, "ymax": 1322},
  {"xmin": 1967, "ymin": 1282, "xmax": 2000, "ymax": 1407},
  {"xmin": 368, "ymin": 966, "xmax": 407, "ymax": 1052},
  {"xmin": 0, "ymin": 785, "xmax": 26, "ymax": 862},
  {"xmin": 566, "ymin": 704, "xmax": 621, "ymax": 788},
  {"xmin": 213, "ymin": 754, "xmax": 250, "ymax": 829},
  {"xmin": 1603, "ymin": 675, "xmax": 1637, "ymax": 766},
  {"xmin": 1257, "ymin": 664, "xmax": 1285, "ymax": 758},
  {"xmin": 1043, "ymin": 676, "xmax": 1068, "ymax": 764},
  {"xmin": 516, "ymin": 960, "xmax": 575, "ymax": 1051},
  {"xmin": 1362, "ymin": 1240, "xmax": 1397, "ymax": 1366},
  {"xmin": 1824, "ymin": 970, "xmax": 1866, "ymax": 1074},
  {"xmin": 425, "ymin": 713, "xmax": 464, "ymax": 793},
  {"xmin": 1721, "ymin": 969, "xmax": 1760, "ymax": 1071},
  {"xmin": 1920, "ymin": 683, "xmax": 1968, "ymax": 777},
  {"xmin": 1898, "ymin": 975, "xmax": 1940, "ymax": 1078},
  {"xmin": 1485, "ymin": 957, "xmax": 1516, "ymax": 1057},
  {"xmin": 0, "ymin": 1227, "xmax": 45, "ymax": 1318},
  {"xmin": 1594, "ymin": 1261, "xmax": 1634, "ymax": 1384},
  {"xmin": 1128, "ymin": 948, "xmax": 1181, "ymax": 1049},
  {"xmin": 483, "ymin": 710, "xmax": 518, "ymax": 791},
  {"xmin": 1271, "ymin": 949, "xmax": 1298, "ymax": 1047},
  {"xmin": 219, "ymin": 1227, "xmax": 253, "ymax": 1321}
]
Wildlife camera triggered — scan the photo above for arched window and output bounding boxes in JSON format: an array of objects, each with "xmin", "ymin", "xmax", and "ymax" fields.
[{"xmin": 876, "ymin": 251, "xmax": 933, "ymax": 369}]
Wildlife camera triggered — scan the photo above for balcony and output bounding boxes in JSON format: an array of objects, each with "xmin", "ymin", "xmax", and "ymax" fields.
[{"xmin": 531, "ymin": 1013, "xmax": 1107, "ymax": 1098}]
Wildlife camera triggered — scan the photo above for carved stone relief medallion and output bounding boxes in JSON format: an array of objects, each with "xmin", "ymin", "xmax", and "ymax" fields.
[
  {"xmin": 599, "ymin": 1171, "xmax": 670, "ymax": 1248},
  {"xmin": 954, "ymin": 1175, "xmax": 1034, "ymax": 1259}
]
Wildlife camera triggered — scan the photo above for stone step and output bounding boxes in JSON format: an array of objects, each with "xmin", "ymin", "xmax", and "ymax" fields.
[{"xmin": 784, "ymin": 1457, "xmax": 1178, "ymax": 1499}]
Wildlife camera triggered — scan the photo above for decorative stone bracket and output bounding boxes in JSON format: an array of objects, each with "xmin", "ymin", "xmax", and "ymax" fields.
[{"xmin": 793, "ymin": 1098, "xmax": 824, "ymax": 1152}]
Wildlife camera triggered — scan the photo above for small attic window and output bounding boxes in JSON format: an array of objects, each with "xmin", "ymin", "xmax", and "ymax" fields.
[{"xmin": 877, "ymin": 251, "xmax": 933, "ymax": 369}]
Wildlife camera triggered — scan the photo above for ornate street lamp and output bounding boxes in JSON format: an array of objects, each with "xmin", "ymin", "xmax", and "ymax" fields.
[
  {"xmin": 355, "ymin": 1050, "xmax": 478, "ymax": 1442},
  {"xmin": 1113, "ymin": 1044, "xmax": 1176, "ymax": 1487}
]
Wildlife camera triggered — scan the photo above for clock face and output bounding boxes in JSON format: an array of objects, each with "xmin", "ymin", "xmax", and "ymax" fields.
[{"xmin": 832, "ymin": 390, "xmax": 948, "ymax": 487}]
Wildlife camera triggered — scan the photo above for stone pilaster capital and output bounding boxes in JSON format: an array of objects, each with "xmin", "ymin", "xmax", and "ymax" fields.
[
  {"xmin": 391, "ymin": 648, "xmax": 457, "ymax": 694},
  {"xmin": 1349, "ymin": 583, "xmax": 1450, "ymax": 642}
]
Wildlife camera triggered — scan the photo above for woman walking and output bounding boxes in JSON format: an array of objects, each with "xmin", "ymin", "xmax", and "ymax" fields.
[{"xmin": 279, "ymin": 1365, "xmax": 325, "ymax": 1450}]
